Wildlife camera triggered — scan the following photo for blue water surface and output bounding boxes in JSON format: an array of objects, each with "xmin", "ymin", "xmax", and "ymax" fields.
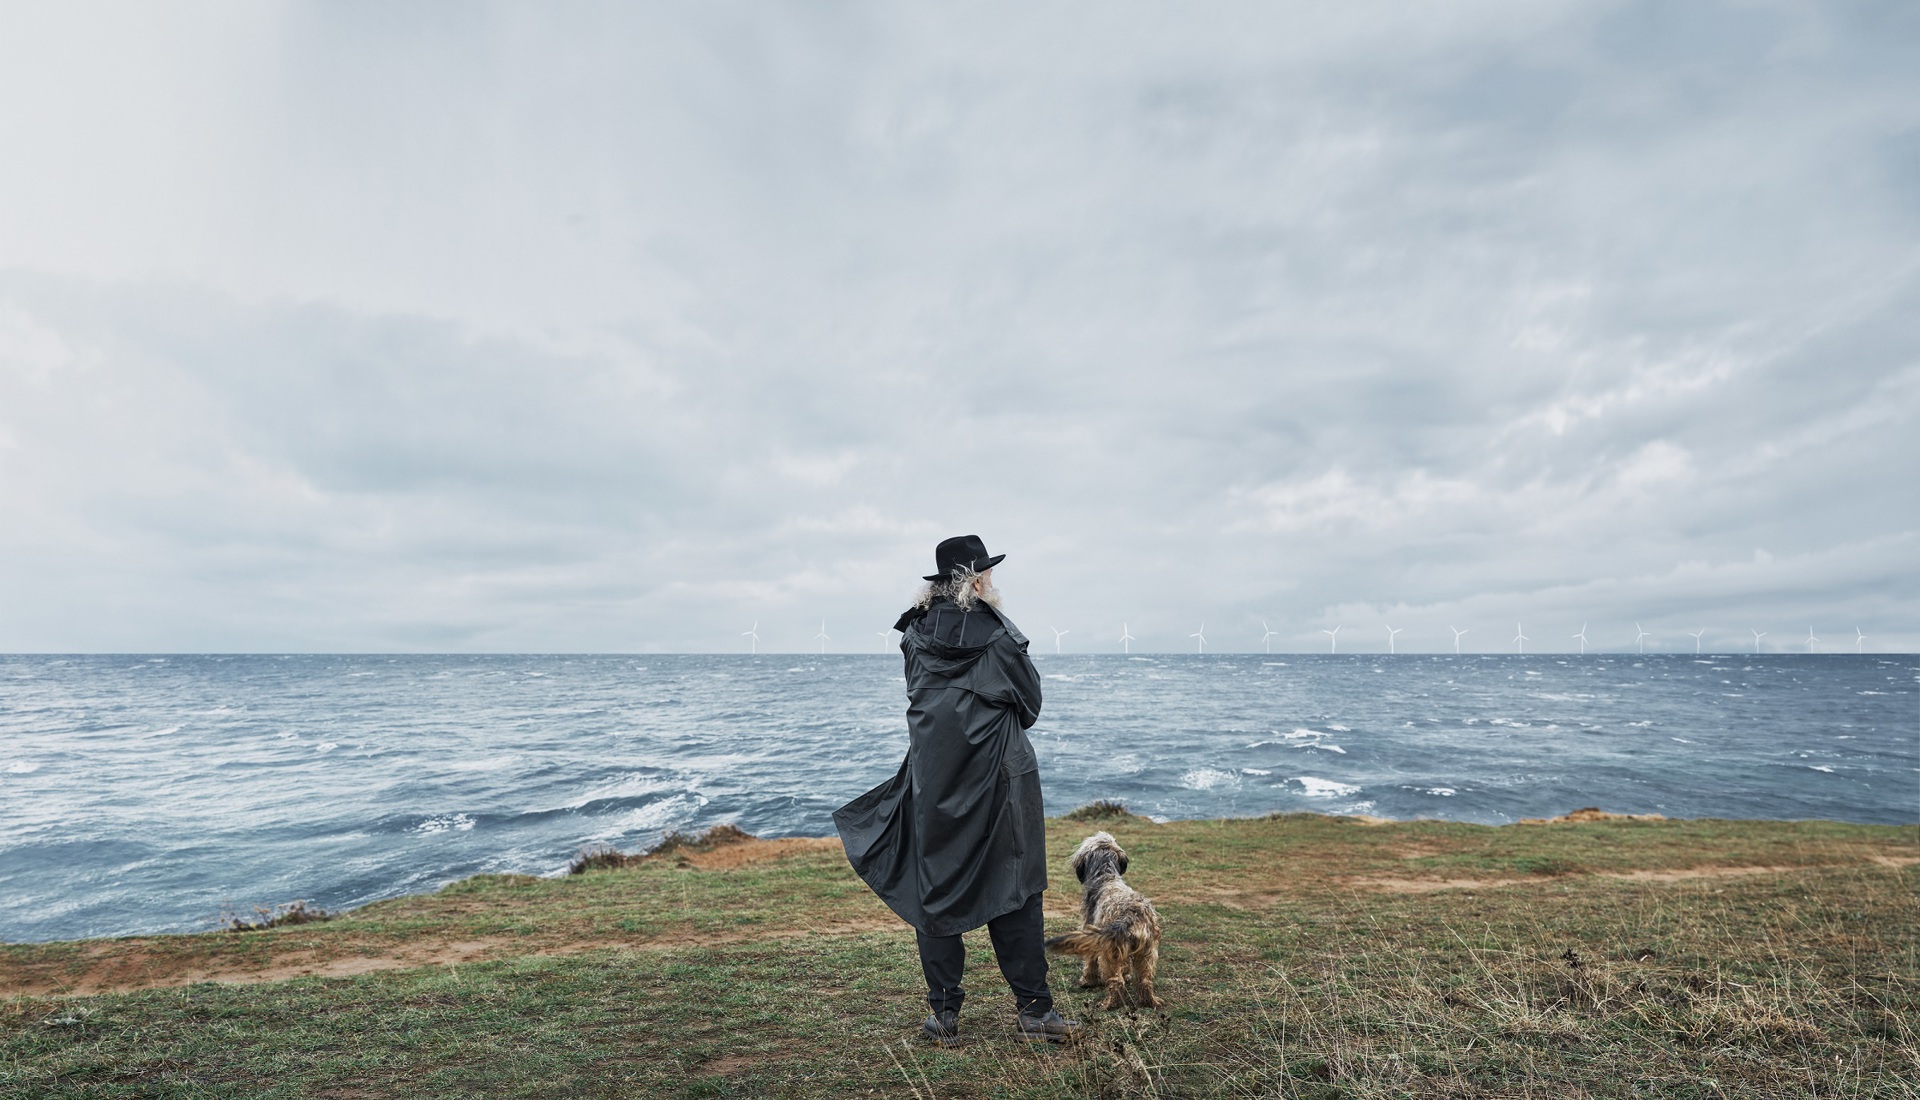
[{"xmin": 0, "ymin": 653, "xmax": 1913, "ymax": 942}]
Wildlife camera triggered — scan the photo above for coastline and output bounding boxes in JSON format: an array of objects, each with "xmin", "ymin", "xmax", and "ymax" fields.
[{"xmin": 5, "ymin": 809, "xmax": 1916, "ymax": 1096}]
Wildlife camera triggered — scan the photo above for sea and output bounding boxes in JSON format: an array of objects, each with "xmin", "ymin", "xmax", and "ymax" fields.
[{"xmin": 0, "ymin": 653, "xmax": 1913, "ymax": 944}]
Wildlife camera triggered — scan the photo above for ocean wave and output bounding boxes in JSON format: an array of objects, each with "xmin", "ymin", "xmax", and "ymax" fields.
[
  {"xmin": 1290, "ymin": 776, "xmax": 1361, "ymax": 798},
  {"xmin": 414, "ymin": 813, "xmax": 476, "ymax": 834},
  {"xmin": 1180, "ymin": 767, "xmax": 1241, "ymax": 790}
]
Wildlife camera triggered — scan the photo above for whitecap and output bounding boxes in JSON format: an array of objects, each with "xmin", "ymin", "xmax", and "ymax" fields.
[
  {"xmin": 1242, "ymin": 768, "xmax": 1272, "ymax": 776},
  {"xmin": 415, "ymin": 813, "xmax": 476, "ymax": 834},
  {"xmin": 1424, "ymin": 787, "xmax": 1456, "ymax": 797},
  {"xmin": 620, "ymin": 793, "xmax": 709, "ymax": 830},
  {"xmin": 1809, "ymin": 765, "xmax": 1835, "ymax": 773},
  {"xmin": 1627, "ymin": 721, "xmax": 1653, "ymax": 728},
  {"xmin": 1671, "ymin": 737, "xmax": 1693, "ymax": 744},
  {"xmin": 1291, "ymin": 776, "xmax": 1361, "ymax": 798},
  {"xmin": 1044, "ymin": 674, "xmax": 1073, "ymax": 681},
  {"xmin": 1328, "ymin": 724, "xmax": 1351, "ymax": 732},
  {"xmin": 4, "ymin": 761, "xmax": 41, "ymax": 774},
  {"xmin": 1180, "ymin": 767, "xmax": 1241, "ymax": 790},
  {"xmin": 314, "ymin": 741, "xmax": 339, "ymax": 753},
  {"xmin": 1322, "ymin": 745, "xmax": 1347, "ymax": 754}
]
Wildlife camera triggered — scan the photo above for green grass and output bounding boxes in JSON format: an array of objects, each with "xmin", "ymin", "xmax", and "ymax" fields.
[{"xmin": 4, "ymin": 813, "xmax": 1916, "ymax": 1098}]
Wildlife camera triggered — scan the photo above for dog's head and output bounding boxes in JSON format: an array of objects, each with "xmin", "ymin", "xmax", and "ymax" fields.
[{"xmin": 1070, "ymin": 831, "xmax": 1129, "ymax": 883}]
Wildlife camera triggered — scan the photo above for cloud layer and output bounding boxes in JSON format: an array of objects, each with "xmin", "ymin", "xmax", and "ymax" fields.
[{"xmin": 1, "ymin": 1, "xmax": 1914, "ymax": 652}]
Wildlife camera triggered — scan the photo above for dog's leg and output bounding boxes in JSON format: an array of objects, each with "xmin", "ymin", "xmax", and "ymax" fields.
[
  {"xmin": 1077, "ymin": 954, "xmax": 1103, "ymax": 989},
  {"xmin": 1136, "ymin": 942, "xmax": 1163, "ymax": 1008},
  {"xmin": 1100, "ymin": 949, "xmax": 1129, "ymax": 1010}
]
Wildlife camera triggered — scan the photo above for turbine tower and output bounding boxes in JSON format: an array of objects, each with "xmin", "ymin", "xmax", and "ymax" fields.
[
  {"xmin": 1804, "ymin": 626, "xmax": 1818, "ymax": 653},
  {"xmin": 1450, "ymin": 626, "xmax": 1468, "ymax": 655},
  {"xmin": 1119, "ymin": 623, "xmax": 1135, "ymax": 654},
  {"xmin": 1686, "ymin": 629, "xmax": 1705, "ymax": 654},
  {"xmin": 1322, "ymin": 625, "xmax": 1341, "ymax": 654},
  {"xmin": 1051, "ymin": 626, "xmax": 1070, "ymax": 655},
  {"xmin": 1572, "ymin": 623, "xmax": 1588, "ymax": 654},
  {"xmin": 1513, "ymin": 623, "xmax": 1529, "ymax": 654},
  {"xmin": 1751, "ymin": 628, "xmax": 1766, "ymax": 654},
  {"xmin": 814, "ymin": 620, "xmax": 830, "ymax": 655},
  {"xmin": 877, "ymin": 629, "xmax": 894, "ymax": 652},
  {"xmin": 1261, "ymin": 619, "xmax": 1278, "ymax": 654},
  {"xmin": 1634, "ymin": 623, "xmax": 1651, "ymax": 655},
  {"xmin": 1385, "ymin": 624, "xmax": 1402, "ymax": 654},
  {"xmin": 1189, "ymin": 623, "xmax": 1207, "ymax": 654},
  {"xmin": 1855, "ymin": 627, "xmax": 1866, "ymax": 654},
  {"xmin": 742, "ymin": 620, "xmax": 759, "ymax": 655}
]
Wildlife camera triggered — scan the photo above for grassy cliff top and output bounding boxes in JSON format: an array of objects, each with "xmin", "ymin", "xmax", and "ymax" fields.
[{"xmin": 4, "ymin": 811, "xmax": 1916, "ymax": 1098}]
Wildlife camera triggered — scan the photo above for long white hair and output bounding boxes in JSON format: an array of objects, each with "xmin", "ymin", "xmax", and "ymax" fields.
[{"xmin": 914, "ymin": 566, "xmax": 1003, "ymax": 612}]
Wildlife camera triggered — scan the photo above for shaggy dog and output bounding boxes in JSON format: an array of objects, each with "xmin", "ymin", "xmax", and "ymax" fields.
[{"xmin": 1044, "ymin": 831, "xmax": 1163, "ymax": 1009}]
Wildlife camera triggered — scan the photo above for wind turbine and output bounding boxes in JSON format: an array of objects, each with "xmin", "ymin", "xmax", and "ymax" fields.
[
  {"xmin": 742, "ymin": 621, "xmax": 759, "ymax": 654},
  {"xmin": 1450, "ymin": 626, "xmax": 1468, "ymax": 655},
  {"xmin": 1572, "ymin": 623, "xmax": 1588, "ymax": 654},
  {"xmin": 1750, "ymin": 628, "xmax": 1766, "ymax": 654},
  {"xmin": 1385, "ymin": 624, "xmax": 1402, "ymax": 654},
  {"xmin": 1513, "ymin": 623, "xmax": 1529, "ymax": 654},
  {"xmin": 1634, "ymin": 623, "xmax": 1651, "ymax": 655},
  {"xmin": 877, "ymin": 629, "xmax": 894, "ymax": 652},
  {"xmin": 1051, "ymin": 626, "xmax": 1070, "ymax": 654},
  {"xmin": 1686, "ymin": 629, "xmax": 1704, "ymax": 654},
  {"xmin": 1804, "ymin": 626, "xmax": 1818, "ymax": 653},
  {"xmin": 1119, "ymin": 623, "xmax": 1134, "ymax": 654},
  {"xmin": 1189, "ymin": 624, "xmax": 1207, "ymax": 654},
  {"xmin": 814, "ymin": 620, "xmax": 830, "ymax": 655},
  {"xmin": 1261, "ymin": 620, "xmax": 1278, "ymax": 654},
  {"xmin": 1322, "ymin": 625, "xmax": 1341, "ymax": 654},
  {"xmin": 1855, "ymin": 627, "xmax": 1865, "ymax": 653}
]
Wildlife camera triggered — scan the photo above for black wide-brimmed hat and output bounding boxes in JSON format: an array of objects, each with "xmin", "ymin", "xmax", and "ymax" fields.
[{"xmin": 923, "ymin": 534, "xmax": 1005, "ymax": 582}]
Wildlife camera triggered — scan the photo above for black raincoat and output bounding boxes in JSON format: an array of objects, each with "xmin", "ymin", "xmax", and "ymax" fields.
[{"xmin": 833, "ymin": 597, "xmax": 1048, "ymax": 937}]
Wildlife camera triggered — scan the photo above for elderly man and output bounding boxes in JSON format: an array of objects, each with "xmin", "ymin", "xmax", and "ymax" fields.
[{"xmin": 834, "ymin": 535, "xmax": 1083, "ymax": 1046}]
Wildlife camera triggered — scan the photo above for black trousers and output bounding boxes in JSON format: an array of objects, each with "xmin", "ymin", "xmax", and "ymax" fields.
[{"xmin": 916, "ymin": 892, "xmax": 1052, "ymax": 1017}]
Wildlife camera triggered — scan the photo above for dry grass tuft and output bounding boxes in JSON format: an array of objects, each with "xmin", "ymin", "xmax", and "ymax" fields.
[
  {"xmin": 1065, "ymin": 800, "xmax": 1140, "ymax": 822},
  {"xmin": 222, "ymin": 899, "xmax": 330, "ymax": 933},
  {"xmin": 569, "ymin": 823, "xmax": 760, "ymax": 874}
]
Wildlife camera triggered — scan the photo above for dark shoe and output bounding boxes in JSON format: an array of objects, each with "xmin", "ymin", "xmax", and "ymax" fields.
[
  {"xmin": 1016, "ymin": 1007, "xmax": 1085, "ymax": 1043},
  {"xmin": 922, "ymin": 1009, "xmax": 961, "ymax": 1048}
]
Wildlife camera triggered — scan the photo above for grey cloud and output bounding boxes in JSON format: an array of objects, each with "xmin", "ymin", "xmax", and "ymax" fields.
[{"xmin": 0, "ymin": 1, "xmax": 1914, "ymax": 651}]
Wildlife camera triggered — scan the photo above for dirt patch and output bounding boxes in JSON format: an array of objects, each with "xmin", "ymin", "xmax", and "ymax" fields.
[
  {"xmin": 1351, "ymin": 877, "xmax": 1532, "ymax": 893},
  {"xmin": 681, "ymin": 836, "xmax": 841, "ymax": 870},
  {"xmin": 1518, "ymin": 807, "xmax": 1666, "ymax": 825},
  {"xmin": 699, "ymin": 1054, "xmax": 764, "ymax": 1076},
  {"xmin": 2, "ymin": 916, "xmax": 924, "ymax": 998},
  {"xmin": 1347, "ymin": 861, "xmax": 1901, "ymax": 894},
  {"xmin": 1600, "ymin": 865, "xmax": 1816, "ymax": 883}
]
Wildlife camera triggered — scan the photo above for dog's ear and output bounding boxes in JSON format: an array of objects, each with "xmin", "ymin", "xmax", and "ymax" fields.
[
  {"xmin": 1115, "ymin": 851, "xmax": 1129, "ymax": 876},
  {"xmin": 1073, "ymin": 851, "xmax": 1089, "ymax": 883}
]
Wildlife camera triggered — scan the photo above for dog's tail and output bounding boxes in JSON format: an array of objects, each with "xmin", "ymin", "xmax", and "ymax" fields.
[{"xmin": 1045, "ymin": 916, "xmax": 1148, "ymax": 956}]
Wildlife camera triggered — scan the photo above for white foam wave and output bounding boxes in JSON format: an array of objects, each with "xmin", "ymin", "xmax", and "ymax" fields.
[
  {"xmin": 1180, "ymin": 767, "xmax": 1241, "ymax": 790},
  {"xmin": 1291, "ymin": 776, "xmax": 1361, "ymax": 798},
  {"xmin": 1322, "ymin": 745, "xmax": 1347, "ymax": 754},
  {"xmin": 620, "ymin": 793, "xmax": 709, "ymax": 830},
  {"xmin": 1423, "ymin": 787, "xmax": 1456, "ymax": 796},
  {"xmin": 415, "ymin": 813, "xmax": 476, "ymax": 834},
  {"xmin": 314, "ymin": 741, "xmax": 339, "ymax": 753},
  {"xmin": 1328, "ymin": 724, "xmax": 1351, "ymax": 732},
  {"xmin": 1242, "ymin": 768, "xmax": 1272, "ymax": 776},
  {"xmin": 1809, "ymin": 765, "xmax": 1835, "ymax": 773},
  {"xmin": 4, "ymin": 761, "xmax": 41, "ymax": 774}
]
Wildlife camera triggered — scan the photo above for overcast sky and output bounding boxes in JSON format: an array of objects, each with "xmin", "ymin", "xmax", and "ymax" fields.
[{"xmin": 0, "ymin": 1, "xmax": 1914, "ymax": 653}]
